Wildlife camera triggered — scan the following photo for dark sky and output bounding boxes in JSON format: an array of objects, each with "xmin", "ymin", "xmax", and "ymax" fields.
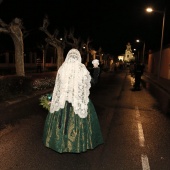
[{"xmin": 0, "ymin": 0, "xmax": 170, "ymax": 56}]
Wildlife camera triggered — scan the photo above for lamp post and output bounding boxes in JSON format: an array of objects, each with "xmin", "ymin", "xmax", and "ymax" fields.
[
  {"xmin": 133, "ymin": 48, "xmax": 139, "ymax": 61},
  {"xmin": 136, "ymin": 39, "xmax": 145, "ymax": 63},
  {"xmin": 146, "ymin": 7, "xmax": 166, "ymax": 79}
]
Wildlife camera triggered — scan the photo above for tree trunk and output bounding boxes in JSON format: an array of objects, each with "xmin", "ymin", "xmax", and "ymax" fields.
[
  {"xmin": 0, "ymin": 18, "xmax": 25, "ymax": 76},
  {"xmin": 57, "ymin": 46, "xmax": 64, "ymax": 69},
  {"xmin": 10, "ymin": 21, "xmax": 25, "ymax": 76},
  {"xmin": 12, "ymin": 36, "xmax": 25, "ymax": 76}
]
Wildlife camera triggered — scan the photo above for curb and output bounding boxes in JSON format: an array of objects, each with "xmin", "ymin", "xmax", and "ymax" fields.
[
  {"xmin": 143, "ymin": 74, "xmax": 170, "ymax": 96},
  {"xmin": 143, "ymin": 74, "xmax": 170, "ymax": 115},
  {"xmin": 0, "ymin": 88, "xmax": 53, "ymax": 108}
]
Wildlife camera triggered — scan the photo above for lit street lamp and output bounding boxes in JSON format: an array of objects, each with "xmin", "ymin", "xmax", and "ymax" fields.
[
  {"xmin": 146, "ymin": 7, "xmax": 166, "ymax": 79},
  {"xmin": 136, "ymin": 39, "xmax": 145, "ymax": 63},
  {"xmin": 133, "ymin": 48, "xmax": 139, "ymax": 61}
]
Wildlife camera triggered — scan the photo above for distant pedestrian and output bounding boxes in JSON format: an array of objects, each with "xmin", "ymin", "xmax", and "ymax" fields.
[
  {"xmin": 36, "ymin": 58, "xmax": 42, "ymax": 73},
  {"xmin": 91, "ymin": 59, "xmax": 100, "ymax": 85},
  {"xmin": 129, "ymin": 61, "xmax": 135, "ymax": 77},
  {"xmin": 109, "ymin": 58, "xmax": 114, "ymax": 72},
  {"xmin": 133, "ymin": 62, "xmax": 144, "ymax": 90}
]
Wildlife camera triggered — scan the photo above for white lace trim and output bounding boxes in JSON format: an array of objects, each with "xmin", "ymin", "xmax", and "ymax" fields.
[{"xmin": 50, "ymin": 49, "xmax": 91, "ymax": 118}]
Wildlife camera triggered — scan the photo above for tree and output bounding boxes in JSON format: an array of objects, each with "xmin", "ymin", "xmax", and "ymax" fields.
[
  {"xmin": 83, "ymin": 37, "xmax": 92, "ymax": 64},
  {"xmin": 40, "ymin": 16, "xmax": 84, "ymax": 70},
  {"xmin": 40, "ymin": 16, "xmax": 65, "ymax": 70},
  {"xmin": 65, "ymin": 28, "xmax": 93, "ymax": 64},
  {"xmin": 0, "ymin": 18, "xmax": 25, "ymax": 76},
  {"xmin": 65, "ymin": 27, "xmax": 81, "ymax": 49}
]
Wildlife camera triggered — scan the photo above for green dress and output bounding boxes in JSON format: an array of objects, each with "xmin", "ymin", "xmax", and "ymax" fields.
[{"xmin": 43, "ymin": 99, "xmax": 103, "ymax": 153}]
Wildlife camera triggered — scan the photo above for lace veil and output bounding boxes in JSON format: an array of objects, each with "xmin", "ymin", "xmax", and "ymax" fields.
[{"xmin": 50, "ymin": 48, "xmax": 91, "ymax": 118}]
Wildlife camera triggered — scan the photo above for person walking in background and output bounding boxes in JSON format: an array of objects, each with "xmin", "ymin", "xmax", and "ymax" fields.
[
  {"xmin": 91, "ymin": 59, "xmax": 100, "ymax": 85},
  {"xmin": 109, "ymin": 57, "xmax": 114, "ymax": 72},
  {"xmin": 129, "ymin": 61, "xmax": 135, "ymax": 77},
  {"xmin": 43, "ymin": 48, "xmax": 103, "ymax": 153},
  {"xmin": 36, "ymin": 58, "xmax": 42, "ymax": 73},
  {"xmin": 133, "ymin": 62, "xmax": 144, "ymax": 90}
]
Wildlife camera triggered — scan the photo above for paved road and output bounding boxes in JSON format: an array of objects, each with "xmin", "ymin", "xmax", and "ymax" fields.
[{"xmin": 0, "ymin": 70, "xmax": 170, "ymax": 170}]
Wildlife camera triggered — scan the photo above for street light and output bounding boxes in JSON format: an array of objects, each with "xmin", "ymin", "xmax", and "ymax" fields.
[
  {"xmin": 133, "ymin": 48, "xmax": 139, "ymax": 61},
  {"xmin": 136, "ymin": 39, "xmax": 145, "ymax": 63},
  {"xmin": 146, "ymin": 7, "xmax": 166, "ymax": 79}
]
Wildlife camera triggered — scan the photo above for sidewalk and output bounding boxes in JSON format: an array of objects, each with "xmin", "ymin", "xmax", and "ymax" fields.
[
  {"xmin": 0, "ymin": 70, "xmax": 170, "ymax": 108},
  {"xmin": 143, "ymin": 72, "xmax": 170, "ymax": 95},
  {"xmin": 0, "ymin": 71, "xmax": 56, "ymax": 108}
]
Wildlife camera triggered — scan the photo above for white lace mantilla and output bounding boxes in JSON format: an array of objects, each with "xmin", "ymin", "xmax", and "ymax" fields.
[{"xmin": 50, "ymin": 49, "xmax": 91, "ymax": 118}]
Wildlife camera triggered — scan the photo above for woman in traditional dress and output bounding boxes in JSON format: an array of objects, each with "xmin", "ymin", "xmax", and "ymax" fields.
[
  {"xmin": 43, "ymin": 48, "xmax": 103, "ymax": 153},
  {"xmin": 91, "ymin": 59, "xmax": 100, "ymax": 85}
]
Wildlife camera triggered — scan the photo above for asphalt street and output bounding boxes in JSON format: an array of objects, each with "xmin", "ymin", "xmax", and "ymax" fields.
[{"xmin": 0, "ymin": 70, "xmax": 170, "ymax": 170}]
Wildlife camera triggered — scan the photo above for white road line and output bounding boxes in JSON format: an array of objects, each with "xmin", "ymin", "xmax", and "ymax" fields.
[
  {"xmin": 135, "ymin": 106, "xmax": 150, "ymax": 170},
  {"xmin": 135, "ymin": 106, "xmax": 145, "ymax": 147},
  {"xmin": 138, "ymin": 122, "xmax": 145, "ymax": 147},
  {"xmin": 141, "ymin": 154, "xmax": 150, "ymax": 170}
]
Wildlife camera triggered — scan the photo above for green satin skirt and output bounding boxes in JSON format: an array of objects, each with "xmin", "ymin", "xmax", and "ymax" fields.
[{"xmin": 43, "ymin": 100, "xmax": 103, "ymax": 153}]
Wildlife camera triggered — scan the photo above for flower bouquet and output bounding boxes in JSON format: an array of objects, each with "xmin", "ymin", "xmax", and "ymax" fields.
[{"xmin": 39, "ymin": 93, "xmax": 52, "ymax": 111}]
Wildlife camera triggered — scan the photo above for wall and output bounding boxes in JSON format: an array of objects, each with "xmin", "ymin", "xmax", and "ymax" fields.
[{"xmin": 148, "ymin": 46, "xmax": 170, "ymax": 79}]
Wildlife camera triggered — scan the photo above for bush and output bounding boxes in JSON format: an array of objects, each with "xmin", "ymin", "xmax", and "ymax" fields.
[
  {"xmin": 0, "ymin": 76, "xmax": 32, "ymax": 101},
  {"xmin": 0, "ymin": 75, "xmax": 55, "ymax": 102}
]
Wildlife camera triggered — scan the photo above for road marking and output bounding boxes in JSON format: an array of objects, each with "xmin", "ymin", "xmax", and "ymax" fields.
[
  {"xmin": 135, "ymin": 106, "xmax": 150, "ymax": 170},
  {"xmin": 138, "ymin": 123, "xmax": 145, "ymax": 147},
  {"xmin": 141, "ymin": 154, "xmax": 150, "ymax": 170},
  {"xmin": 135, "ymin": 106, "xmax": 145, "ymax": 147}
]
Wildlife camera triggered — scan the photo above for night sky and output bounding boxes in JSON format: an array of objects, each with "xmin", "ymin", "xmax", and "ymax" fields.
[{"xmin": 0, "ymin": 0, "xmax": 170, "ymax": 56}]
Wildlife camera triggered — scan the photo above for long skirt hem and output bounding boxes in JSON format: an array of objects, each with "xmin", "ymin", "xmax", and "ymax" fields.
[{"xmin": 43, "ymin": 100, "xmax": 103, "ymax": 153}]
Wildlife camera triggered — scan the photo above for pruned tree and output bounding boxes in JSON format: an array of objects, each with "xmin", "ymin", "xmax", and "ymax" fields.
[
  {"xmin": 40, "ymin": 16, "xmax": 84, "ymax": 69},
  {"xmin": 65, "ymin": 28, "xmax": 81, "ymax": 49},
  {"xmin": 98, "ymin": 47, "xmax": 103, "ymax": 62},
  {"xmin": 83, "ymin": 37, "xmax": 92, "ymax": 63},
  {"xmin": 0, "ymin": 18, "xmax": 25, "ymax": 76},
  {"xmin": 37, "ymin": 43, "xmax": 49, "ymax": 71},
  {"xmin": 40, "ymin": 16, "xmax": 65, "ymax": 69},
  {"xmin": 65, "ymin": 28, "xmax": 92, "ymax": 64}
]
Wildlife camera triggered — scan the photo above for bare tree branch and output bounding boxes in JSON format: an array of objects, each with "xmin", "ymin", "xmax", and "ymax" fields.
[
  {"xmin": 0, "ymin": 27, "xmax": 9, "ymax": 33},
  {"xmin": 65, "ymin": 28, "xmax": 81, "ymax": 49},
  {"xmin": 0, "ymin": 18, "xmax": 8, "ymax": 28},
  {"xmin": 42, "ymin": 15, "xmax": 49, "ymax": 30}
]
